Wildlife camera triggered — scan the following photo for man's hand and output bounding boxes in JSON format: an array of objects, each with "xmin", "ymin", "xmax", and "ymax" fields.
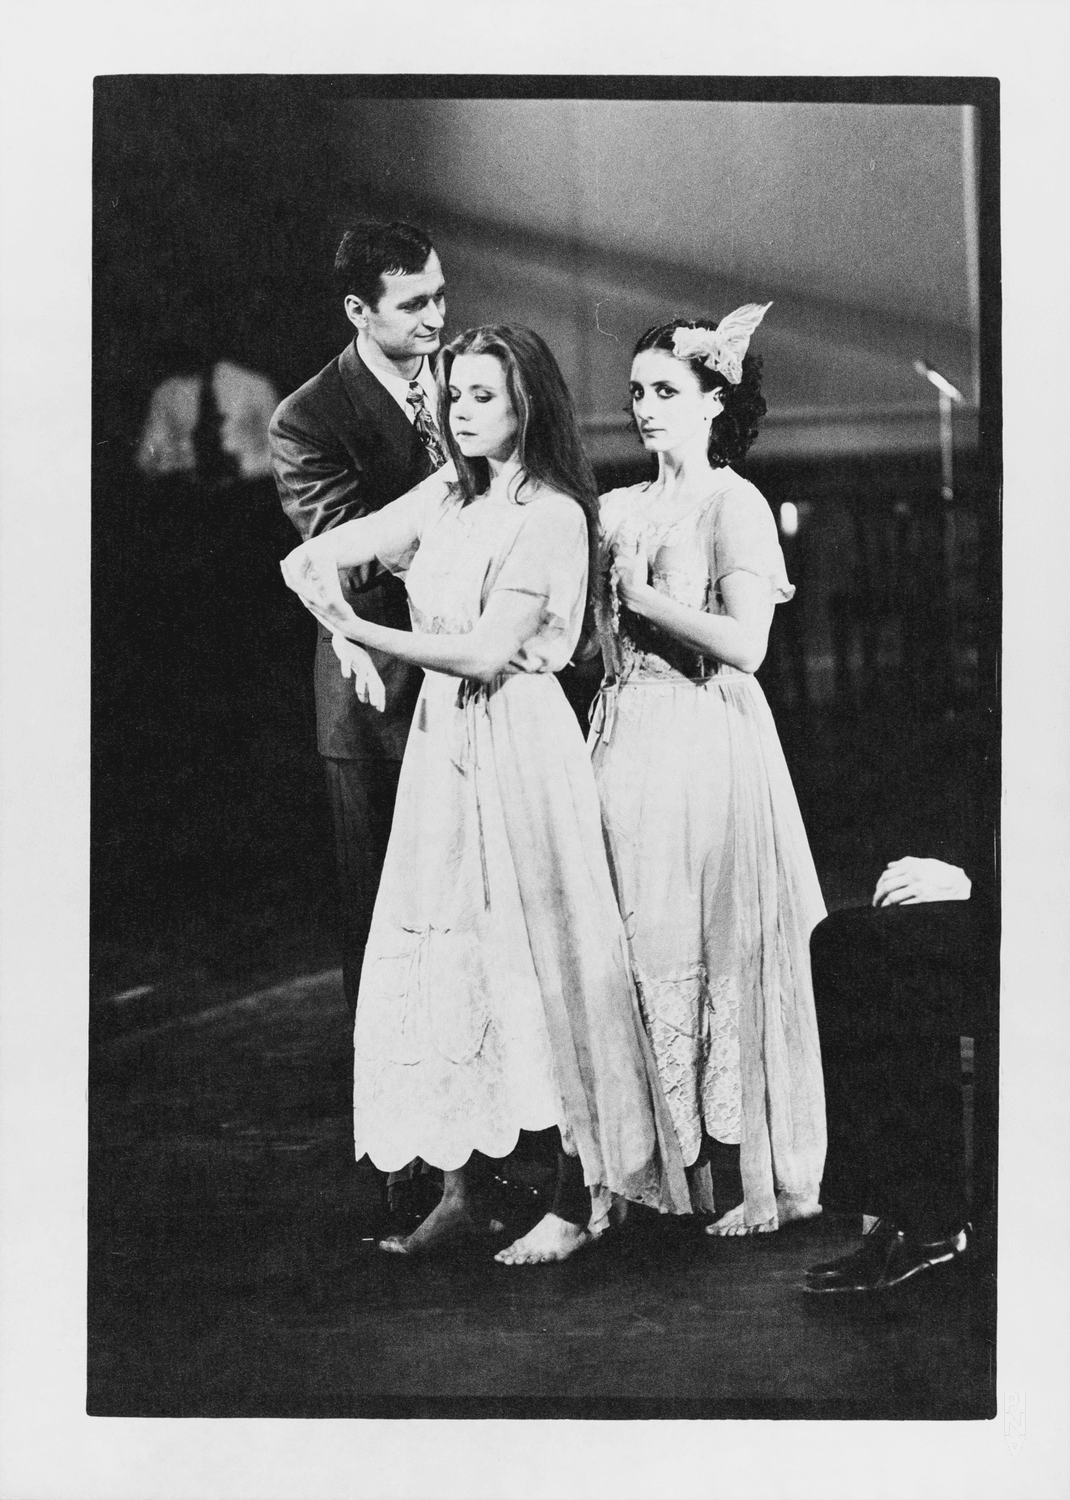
[
  {"xmin": 330, "ymin": 633, "xmax": 385, "ymax": 712},
  {"xmin": 872, "ymin": 857, "xmax": 972, "ymax": 907}
]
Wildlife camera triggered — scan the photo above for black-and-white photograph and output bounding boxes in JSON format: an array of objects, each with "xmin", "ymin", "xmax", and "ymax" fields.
[
  {"xmin": 87, "ymin": 76, "xmax": 1001, "ymax": 1421},
  {"xmin": 4, "ymin": 7, "xmax": 1070, "ymax": 1494}
]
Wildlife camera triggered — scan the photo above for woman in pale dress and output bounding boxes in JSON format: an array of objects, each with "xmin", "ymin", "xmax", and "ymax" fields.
[
  {"xmin": 590, "ymin": 307, "xmax": 827, "ymax": 1236},
  {"xmin": 282, "ymin": 325, "xmax": 689, "ymax": 1263}
]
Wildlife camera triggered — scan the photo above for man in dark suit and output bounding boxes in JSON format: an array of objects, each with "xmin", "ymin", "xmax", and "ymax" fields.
[
  {"xmin": 270, "ymin": 221, "xmax": 448, "ymax": 1018},
  {"xmin": 803, "ymin": 713, "xmax": 998, "ymax": 1296}
]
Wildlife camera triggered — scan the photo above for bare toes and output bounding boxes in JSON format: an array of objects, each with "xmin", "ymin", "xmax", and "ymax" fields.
[
  {"xmin": 706, "ymin": 1203, "xmax": 778, "ymax": 1237},
  {"xmin": 494, "ymin": 1213, "xmax": 591, "ymax": 1266}
]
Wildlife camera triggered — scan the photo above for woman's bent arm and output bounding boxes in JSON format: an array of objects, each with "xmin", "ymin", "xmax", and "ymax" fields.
[
  {"xmin": 344, "ymin": 591, "xmax": 545, "ymax": 682},
  {"xmin": 286, "ymin": 513, "xmax": 385, "ymax": 570},
  {"xmin": 617, "ymin": 565, "xmax": 774, "ymax": 673},
  {"xmin": 289, "ymin": 572, "xmax": 546, "ymax": 683}
]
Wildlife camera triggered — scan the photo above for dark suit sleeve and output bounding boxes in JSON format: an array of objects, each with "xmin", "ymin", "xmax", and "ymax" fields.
[{"xmin": 269, "ymin": 399, "xmax": 370, "ymax": 542}]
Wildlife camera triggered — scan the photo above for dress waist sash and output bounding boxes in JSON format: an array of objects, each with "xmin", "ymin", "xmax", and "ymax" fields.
[{"xmin": 589, "ymin": 669, "xmax": 752, "ymax": 744}]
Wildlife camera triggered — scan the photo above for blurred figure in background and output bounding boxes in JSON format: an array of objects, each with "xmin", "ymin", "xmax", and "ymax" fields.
[
  {"xmin": 137, "ymin": 360, "xmax": 278, "ymax": 481},
  {"xmin": 103, "ymin": 348, "xmax": 293, "ymax": 909},
  {"xmin": 591, "ymin": 306, "xmax": 827, "ymax": 1237}
]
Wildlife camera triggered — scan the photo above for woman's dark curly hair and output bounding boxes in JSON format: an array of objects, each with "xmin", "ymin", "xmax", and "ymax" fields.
[{"xmin": 633, "ymin": 317, "xmax": 767, "ymax": 468}]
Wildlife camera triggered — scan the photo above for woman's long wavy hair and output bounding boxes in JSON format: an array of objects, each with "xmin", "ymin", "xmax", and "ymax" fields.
[
  {"xmin": 435, "ymin": 324, "xmax": 600, "ymax": 610},
  {"xmin": 633, "ymin": 317, "xmax": 767, "ymax": 468}
]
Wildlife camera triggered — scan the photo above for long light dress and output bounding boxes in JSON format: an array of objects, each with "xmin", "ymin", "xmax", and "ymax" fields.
[
  {"xmin": 348, "ymin": 466, "xmax": 690, "ymax": 1217},
  {"xmin": 590, "ymin": 470, "xmax": 827, "ymax": 1227}
]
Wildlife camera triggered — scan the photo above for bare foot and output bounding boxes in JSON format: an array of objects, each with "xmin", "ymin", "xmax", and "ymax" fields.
[
  {"xmin": 379, "ymin": 1195, "xmax": 503, "ymax": 1257},
  {"xmin": 705, "ymin": 1202, "xmax": 778, "ymax": 1237},
  {"xmin": 704, "ymin": 1193, "xmax": 823, "ymax": 1237},
  {"xmin": 493, "ymin": 1213, "xmax": 593, "ymax": 1266}
]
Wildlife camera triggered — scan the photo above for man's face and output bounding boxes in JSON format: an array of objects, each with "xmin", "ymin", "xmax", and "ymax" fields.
[{"xmin": 347, "ymin": 251, "xmax": 446, "ymax": 364}]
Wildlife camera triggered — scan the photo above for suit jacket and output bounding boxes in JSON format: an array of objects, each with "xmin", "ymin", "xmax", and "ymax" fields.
[{"xmin": 270, "ymin": 340, "xmax": 436, "ymax": 760}]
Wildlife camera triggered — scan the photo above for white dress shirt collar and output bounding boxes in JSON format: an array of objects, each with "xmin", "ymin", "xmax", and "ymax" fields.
[{"xmin": 357, "ymin": 341, "xmax": 439, "ymax": 423}]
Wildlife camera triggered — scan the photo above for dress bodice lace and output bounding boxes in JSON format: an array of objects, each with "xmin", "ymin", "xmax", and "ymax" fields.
[
  {"xmin": 600, "ymin": 491, "xmax": 731, "ymax": 686},
  {"xmin": 597, "ymin": 475, "xmax": 794, "ymax": 688}
]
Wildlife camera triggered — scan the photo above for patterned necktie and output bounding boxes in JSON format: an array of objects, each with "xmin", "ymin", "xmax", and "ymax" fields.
[{"xmin": 406, "ymin": 381, "xmax": 448, "ymax": 469}]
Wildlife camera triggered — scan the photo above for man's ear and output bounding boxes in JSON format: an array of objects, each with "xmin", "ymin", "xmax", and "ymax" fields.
[{"xmin": 343, "ymin": 293, "xmax": 367, "ymax": 331}]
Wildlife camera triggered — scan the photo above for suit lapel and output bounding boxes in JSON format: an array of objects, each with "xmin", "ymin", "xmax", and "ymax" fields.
[{"xmin": 338, "ymin": 340, "xmax": 426, "ymax": 470}]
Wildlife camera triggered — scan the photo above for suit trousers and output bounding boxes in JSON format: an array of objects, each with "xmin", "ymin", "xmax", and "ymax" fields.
[
  {"xmin": 324, "ymin": 756, "xmax": 402, "ymax": 1018},
  {"xmin": 811, "ymin": 901, "xmax": 990, "ymax": 1237}
]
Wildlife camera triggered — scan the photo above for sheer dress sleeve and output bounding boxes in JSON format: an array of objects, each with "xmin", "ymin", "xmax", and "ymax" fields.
[
  {"xmin": 486, "ymin": 491, "xmax": 589, "ymax": 644},
  {"xmin": 707, "ymin": 477, "xmax": 795, "ymax": 604}
]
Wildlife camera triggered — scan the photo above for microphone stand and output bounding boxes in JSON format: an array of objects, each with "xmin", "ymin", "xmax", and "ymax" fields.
[{"xmin": 913, "ymin": 360, "xmax": 965, "ymax": 710}]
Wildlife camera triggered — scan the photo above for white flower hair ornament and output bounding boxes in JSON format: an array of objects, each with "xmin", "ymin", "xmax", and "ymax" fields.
[{"xmin": 671, "ymin": 302, "xmax": 772, "ymax": 386}]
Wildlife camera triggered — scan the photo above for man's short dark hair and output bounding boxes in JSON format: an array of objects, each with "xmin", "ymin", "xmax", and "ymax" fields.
[{"xmin": 334, "ymin": 221, "xmax": 436, "ymax": 309}]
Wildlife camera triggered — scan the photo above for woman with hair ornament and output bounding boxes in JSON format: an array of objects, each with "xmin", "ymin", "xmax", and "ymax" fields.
[
  {"xmin": 282, "ymin": 324, "xmax": 690, "ymax": 1263},
  {"xmin": 590, "ymin": 304, "xmax": 828, "ymax": 1235}
]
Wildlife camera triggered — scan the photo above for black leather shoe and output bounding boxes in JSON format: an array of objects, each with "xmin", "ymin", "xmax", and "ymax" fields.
[
  {"xmin": 804, "ymin": 1222, "xmax": 970, "ymax": 1294},
  {"xmin": 806, "ymin": 1219, "xmax": 891, "ymax": 1282}
]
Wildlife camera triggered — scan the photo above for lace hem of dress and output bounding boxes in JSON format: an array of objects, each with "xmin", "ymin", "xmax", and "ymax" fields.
[{"xmin": 632, "ymin": 961, "xmax": 742, "ymax": 1165}]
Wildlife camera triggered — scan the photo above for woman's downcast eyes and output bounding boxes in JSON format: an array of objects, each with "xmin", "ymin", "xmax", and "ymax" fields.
[{"xmin": 447, "ymin": 387, "xmax": 495, "ymax": 403}]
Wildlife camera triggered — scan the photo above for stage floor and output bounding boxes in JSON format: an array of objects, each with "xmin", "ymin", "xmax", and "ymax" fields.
[{"xmin": 88, "ymin": 968, "xmax": 995, "ymax": 1420}]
